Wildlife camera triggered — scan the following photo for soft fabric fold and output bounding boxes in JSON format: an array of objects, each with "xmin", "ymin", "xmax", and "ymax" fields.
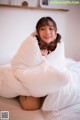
[{"xmin": 0, "ymin": 35, "xmax": 70, "ymax": 98}]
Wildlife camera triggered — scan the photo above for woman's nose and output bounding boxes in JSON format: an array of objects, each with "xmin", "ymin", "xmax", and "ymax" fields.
[{"xmin": 45, "ymin": 28, "xmax": 50, "ymax": 34}]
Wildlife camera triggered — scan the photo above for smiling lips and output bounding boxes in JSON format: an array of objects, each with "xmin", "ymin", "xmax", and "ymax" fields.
[{"xmin": 44, "ymin": 36, "xmax": 51, "ymax": 39}]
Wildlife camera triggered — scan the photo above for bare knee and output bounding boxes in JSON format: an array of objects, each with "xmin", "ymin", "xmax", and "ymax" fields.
[{"xmin": 19, "ymin": 96, "xmax": 42, "ymax": 111}]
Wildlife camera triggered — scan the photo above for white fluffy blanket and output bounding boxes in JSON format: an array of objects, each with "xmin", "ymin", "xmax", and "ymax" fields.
[
  {"xmin": 42, "ymin": 58, "xmax": 80, "ymax": 120},
  {"xmin": 0, "ymin": 35, "xmax": 71, "ymax": 98}
]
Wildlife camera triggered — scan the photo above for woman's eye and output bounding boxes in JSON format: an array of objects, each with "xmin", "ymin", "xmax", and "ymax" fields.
[
  {"xmin": 40, "ymin": 28, "xmax": 45, "ymax": 30},
  {"xmin": 40, "ymin": 27, "xmax": 54, "ymax": 31},
  {"xmin": 49, "ymin": 27, "xmax": 54, "ymax": 30}
]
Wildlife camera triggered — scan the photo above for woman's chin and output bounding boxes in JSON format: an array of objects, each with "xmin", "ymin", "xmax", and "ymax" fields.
[{"xmin": 44, "ymin": 40, "xmax": 52, "ymax": 44}]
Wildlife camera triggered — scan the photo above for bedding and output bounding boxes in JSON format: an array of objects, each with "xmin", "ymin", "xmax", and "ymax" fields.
[
  {"xmin": 42, "ymin": 58, "xmax": 80, "ymax": 120},
  {"xmin": 0, "ymin": 35, "xmax": 70, "ymax": 98},
  {"xmin": 42, "ymin": 80, "xmax": 80, "ymax": 112},
  {"xmin": 42, "ymin": 103, "xmax": 80, "ymax": 120},
  {"xmin": 0, "ymin": 35, "xmax": 80, "ymax": 120},
  {"xmin": 42, "ymin": 58, "xmax": 80, "ymax": 111}
]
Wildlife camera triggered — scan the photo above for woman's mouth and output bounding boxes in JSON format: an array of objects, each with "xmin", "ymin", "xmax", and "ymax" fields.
[{"xmin": 44, "ymin": 36, "xmax": 51, "ymax": 39}]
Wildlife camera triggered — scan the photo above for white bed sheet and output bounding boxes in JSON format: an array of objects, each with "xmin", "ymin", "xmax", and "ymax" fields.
[
  {"xmin": 42, "ymin": 103, "xmax": 80, "ymax": 120},
  {"xmin": 0, "ymin": 96, "xmax": 44, "ymax": 120},
  {"xmin": 0, "ymin": 58, "xmax": 80, "ymax": 120}
]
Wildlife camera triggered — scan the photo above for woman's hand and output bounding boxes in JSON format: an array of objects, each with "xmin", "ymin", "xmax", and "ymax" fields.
[
  {"xmin": 41, "ymin": 49, "xmax": 48, "ymax": 56},
  {"xmin": 31, "ymin": 31, "xmax": 37, "ymax": 37}
]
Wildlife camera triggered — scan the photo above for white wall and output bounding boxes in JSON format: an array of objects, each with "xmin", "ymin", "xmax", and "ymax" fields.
[
  {"xmin": 0, "ymin": 2, "xmax": 80, "ymax": 65},
  {"xmin": 64, "ymin": 5, "xmax": 80, "ymax": 61}
]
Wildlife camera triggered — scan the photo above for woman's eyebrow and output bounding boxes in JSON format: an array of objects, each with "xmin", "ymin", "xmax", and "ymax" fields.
[{"xmin": 48, "ymin": 25, "xmax": 54, "ymax": 27}]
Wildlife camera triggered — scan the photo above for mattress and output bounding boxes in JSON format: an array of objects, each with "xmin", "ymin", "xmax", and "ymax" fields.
[{"xmin": 0, "ymin": 96, "xmax": 44, "ymax": 120}]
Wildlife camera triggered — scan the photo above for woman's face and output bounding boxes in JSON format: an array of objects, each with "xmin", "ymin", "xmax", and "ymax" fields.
[{"xmin": 38, "ymin": 21, "xmax": 56, "ymax": 44}]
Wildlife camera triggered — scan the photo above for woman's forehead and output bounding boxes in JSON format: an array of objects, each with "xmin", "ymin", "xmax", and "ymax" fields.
[{"xmin": 40, "ymin": 20, "xmax": 54, "ymax": 27}]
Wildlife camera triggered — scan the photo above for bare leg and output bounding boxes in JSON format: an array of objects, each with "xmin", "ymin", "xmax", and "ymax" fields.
[{"xmin": 19, "ymin": 96, "xmax": 42, "ymax": 111}]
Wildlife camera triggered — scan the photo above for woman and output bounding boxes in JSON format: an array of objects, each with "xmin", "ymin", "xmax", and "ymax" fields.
[{"xmin": 18, "ymin": 16, "xmax": 62, "ymax": 111}]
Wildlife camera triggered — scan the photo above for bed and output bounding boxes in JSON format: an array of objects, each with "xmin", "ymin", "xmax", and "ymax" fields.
[
  {"xmin": 0, "ymin": 58, "xmax": 80, "ymax": 120},
  {"xmin": 0, "ymin": 36, "xmax": 80, "ymax": 120}
]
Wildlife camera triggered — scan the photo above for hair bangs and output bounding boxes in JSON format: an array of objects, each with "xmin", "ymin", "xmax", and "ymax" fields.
[{"xmin": 36, "ymin": 17, "xmax": 57, "ymax": 33}]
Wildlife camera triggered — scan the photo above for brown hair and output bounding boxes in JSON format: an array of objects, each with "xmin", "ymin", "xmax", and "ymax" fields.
[{"xmin": 36, "ymin": 17, "xmax": 61, "ymax": 52}]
